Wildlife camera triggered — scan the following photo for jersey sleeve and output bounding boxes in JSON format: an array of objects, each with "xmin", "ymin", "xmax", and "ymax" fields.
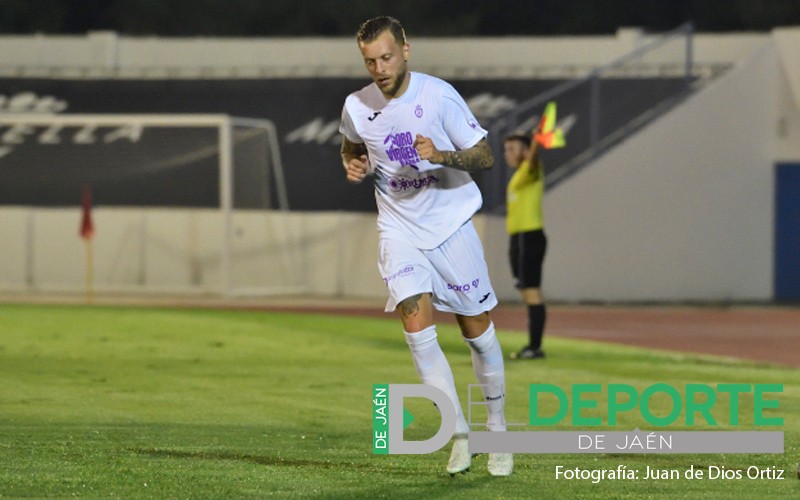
[
  {"xmin": 440, "ymin": 85, "xmax": 487, "ymax": 150},
  {"xmin": 339, "ymin": 100, "xmax": 363, "ymax": 144}
]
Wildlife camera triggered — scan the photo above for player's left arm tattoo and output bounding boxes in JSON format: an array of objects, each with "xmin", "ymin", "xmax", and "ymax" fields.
[{"xmin": 438, "ymin": 138, "xmax": 494, "ymax": 172}]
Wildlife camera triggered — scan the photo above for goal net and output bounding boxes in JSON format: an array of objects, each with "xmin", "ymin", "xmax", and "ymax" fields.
[{"xmin": 0, "ymin": 113, "xmax": 304, "ymax": 296}]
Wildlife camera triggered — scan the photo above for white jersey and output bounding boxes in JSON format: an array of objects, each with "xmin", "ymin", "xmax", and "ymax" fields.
[{"xmin": 339, "ymin": 72, "xmax": 487, "ymax": 250}]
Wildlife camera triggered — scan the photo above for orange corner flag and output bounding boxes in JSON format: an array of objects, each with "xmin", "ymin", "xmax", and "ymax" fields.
[
  {"xmin": 534, "ymin": 101, "xmax": 567, "ymax": 149},
  {"xmin": 80, "ymin": 185, "xmax": 94, "ymax": 240}
]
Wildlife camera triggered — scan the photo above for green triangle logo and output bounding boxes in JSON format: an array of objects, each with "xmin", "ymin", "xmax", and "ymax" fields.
[{"xmin": 403, "ymin": 407, "xmax": 415, "ymax": 429}]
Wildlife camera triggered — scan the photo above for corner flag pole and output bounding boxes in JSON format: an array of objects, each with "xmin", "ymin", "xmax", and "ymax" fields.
[{"xmin": 80, "ymin": 185, "xmax": 95, "ymax": 303}]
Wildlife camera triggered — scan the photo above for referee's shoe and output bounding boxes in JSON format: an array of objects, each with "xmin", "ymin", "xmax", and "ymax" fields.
[{"xmin": 510, "ymin": 346, "xmax": 545, "ymax": 360}]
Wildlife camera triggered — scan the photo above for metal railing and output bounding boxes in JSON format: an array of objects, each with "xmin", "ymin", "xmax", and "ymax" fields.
[{"xmin": 481, "ymin": 23, "xmax": 710, "ymax": 212}]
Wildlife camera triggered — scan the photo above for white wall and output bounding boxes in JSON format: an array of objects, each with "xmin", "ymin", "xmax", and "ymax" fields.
[
  {"xmin": 774, "ymin": 29, "xmax": 800, "ymax": 161},
  {"xmin": 0, "ymin": 29, "xmax": 770, "ymax": 78},
  {"xmin": 0, "ymin": 206, "xmax": 519, "ymax": 300},
  {"xmin": 541, "ymin": 41, "xmax": 779, "ymax": 302},
  {"xmin": 776, "ymin": 67, "xmax": 800, "ymax": 162},
  {"xmin": 2, "ymin": 30, "xmax": 799, "ymax": 302},
  {"xmin": 0, "ymin": 207, "xmax": 29, "ymax": 287}
]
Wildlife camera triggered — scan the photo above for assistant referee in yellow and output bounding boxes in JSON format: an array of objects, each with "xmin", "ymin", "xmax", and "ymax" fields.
[{"xmin": 503, "ymin": 132, "xmax": 547, "ymax": 359}]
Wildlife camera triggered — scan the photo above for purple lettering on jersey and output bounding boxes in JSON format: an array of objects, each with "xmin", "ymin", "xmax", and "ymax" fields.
[
  {"xmin": 446, "ymin": 278, "xmax": 481, "ymax": 293},
  {"xmin": 383, "ymin": 265, "xmax": 415, "ymax": 285},
  {"xmin": 384, "ymin": 130, "xmax": 421, "ymax": 168},
  {"xmin": 387, "ymin": 174, "xmax": 439, "ymax": 193}
]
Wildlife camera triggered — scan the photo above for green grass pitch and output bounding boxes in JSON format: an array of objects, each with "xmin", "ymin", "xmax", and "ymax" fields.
[{"xmin": 0, "ymin": 304, "xmax": 797, "ymax": 498}]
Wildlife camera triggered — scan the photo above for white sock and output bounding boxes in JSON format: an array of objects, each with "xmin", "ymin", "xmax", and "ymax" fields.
[
  {"xmin": 405, "ymin": 325, "xmax": 470, "ymax": 435},
  {"xmin": 464, "ymin": 323, "xmax": 506, "ymax": 431}
]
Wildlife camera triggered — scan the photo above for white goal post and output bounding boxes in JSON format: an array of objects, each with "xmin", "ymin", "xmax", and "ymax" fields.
[{"xmin": 0, "ymin": 113, "xmax": 301, "ymax": 296}]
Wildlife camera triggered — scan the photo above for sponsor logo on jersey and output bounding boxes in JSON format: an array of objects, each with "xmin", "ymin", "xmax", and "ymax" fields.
[
  {"xmin": 447, "ymin": 278, "xmax": 481, "ymax": 293},
  {"xmin": 387, "ymin": 174, "xmax": 439, "ymax": 193},
  {"xmin": 383, "ymin": 265, "xmax": 415, "ymax": 285},
  {"xmin": 383, "ymin": 130, "xmax": 420, "ymax": 168}
]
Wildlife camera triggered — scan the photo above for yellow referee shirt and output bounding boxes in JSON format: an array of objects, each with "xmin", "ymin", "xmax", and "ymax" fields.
[{"xmin": 506, "ymin": 159, "xmax": 544, "ymax": 234}]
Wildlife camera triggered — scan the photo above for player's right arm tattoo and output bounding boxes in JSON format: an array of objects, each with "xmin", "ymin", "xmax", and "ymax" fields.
[
  {"xmin": 341, "ymin": 136, "xmax": 367, "ymax": 166},
  {"xmin": 399, "ymin": 293, "xmax": 423, "ymax": 318},
  {"xmin": 439, "ymin": 138, "xmax": 494, "ymax": 172}
]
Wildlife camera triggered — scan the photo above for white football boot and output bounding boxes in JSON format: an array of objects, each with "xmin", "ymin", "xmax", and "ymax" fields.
[
  {"xmin": 487, "ymin": 452, "xmax": 513, "ymax": 477},
  {"xmin": 446, "ymin": 435, "xmax": 471, "ymax": 475}
]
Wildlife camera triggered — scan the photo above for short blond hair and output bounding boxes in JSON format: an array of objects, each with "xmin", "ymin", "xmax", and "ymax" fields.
[{"xmin": 357, "ymin": 16, "xmax": 406, "ymax": 45}]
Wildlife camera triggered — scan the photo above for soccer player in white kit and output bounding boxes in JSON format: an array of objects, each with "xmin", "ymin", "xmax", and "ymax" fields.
[{"xmin": 339, "ymin": 16, "xmax": 512, "ymax": 477}]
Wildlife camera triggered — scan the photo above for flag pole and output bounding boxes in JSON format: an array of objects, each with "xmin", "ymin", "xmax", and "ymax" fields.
[
  {"xmin": 80, "ymin": 185, "xmax": 95, "ymax": 304},
  {"xmin": 86, "ymin": 238, "xmax": 94, "ymax": 303}
]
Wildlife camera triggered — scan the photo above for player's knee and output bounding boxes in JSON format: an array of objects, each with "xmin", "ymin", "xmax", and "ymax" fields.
[
  {"xmin": 398, "ymin": 294, "xmax": 423, "ymax": 317},
  {"xmin": 456, "ymin": 312, "xmax": 491, "ymax": 339},
  {"xmin": 521, "ymin": 287, "xmax": 542, "ymax": 304},
  {"xmin": 398, "ymin": 293, "xmax": 433, "ymax": 331}
]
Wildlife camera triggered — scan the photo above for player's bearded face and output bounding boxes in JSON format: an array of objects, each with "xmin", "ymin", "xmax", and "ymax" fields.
[{"xmin": 359, "ymin": 31, "xmax": 410, "ymax": 98}]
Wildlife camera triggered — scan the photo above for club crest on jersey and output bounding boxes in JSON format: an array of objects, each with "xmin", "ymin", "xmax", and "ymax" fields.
[
  {"xmin": 384, "ymin": 130, "xmax": 421, "ymax": 169},
  {"xmin": 414, "ymin": 105, "xmax": 423, "ymax": 118}
]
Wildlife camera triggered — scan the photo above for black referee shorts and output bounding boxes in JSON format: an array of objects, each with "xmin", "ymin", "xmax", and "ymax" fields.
[{"xmin": 509, "ymin": 229, "xmax": 547, "ymax": 289}]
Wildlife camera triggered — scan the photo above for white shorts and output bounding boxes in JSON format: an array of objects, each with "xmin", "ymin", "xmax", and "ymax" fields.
[{"xmin": 378, "ymin": 220, "xmax": 498, "ymax": 315}]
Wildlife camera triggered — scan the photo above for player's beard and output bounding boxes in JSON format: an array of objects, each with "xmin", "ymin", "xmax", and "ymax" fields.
[{"xmin": 384, "ymin": 65, "xmax": 407, "ymax": 98}]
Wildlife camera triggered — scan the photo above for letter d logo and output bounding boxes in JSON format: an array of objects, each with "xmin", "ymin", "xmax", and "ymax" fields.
[{"xmin": 373, "ymin": 384, "xmax": 456, "ymax": 455}]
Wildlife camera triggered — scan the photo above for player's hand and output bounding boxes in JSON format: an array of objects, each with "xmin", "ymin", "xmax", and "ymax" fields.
[
  {"xmin": 345, "ymin": 154, "xmax": 369, "ymax": 183},
  {"xmin": 413, "ymin": 134, "xmax": 444, "ymax": 164}
]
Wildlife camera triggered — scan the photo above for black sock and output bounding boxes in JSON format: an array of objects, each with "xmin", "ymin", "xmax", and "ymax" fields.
[{"xmin": 527, "ymin": 304, "xmax": 546, "ymax": 350}]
